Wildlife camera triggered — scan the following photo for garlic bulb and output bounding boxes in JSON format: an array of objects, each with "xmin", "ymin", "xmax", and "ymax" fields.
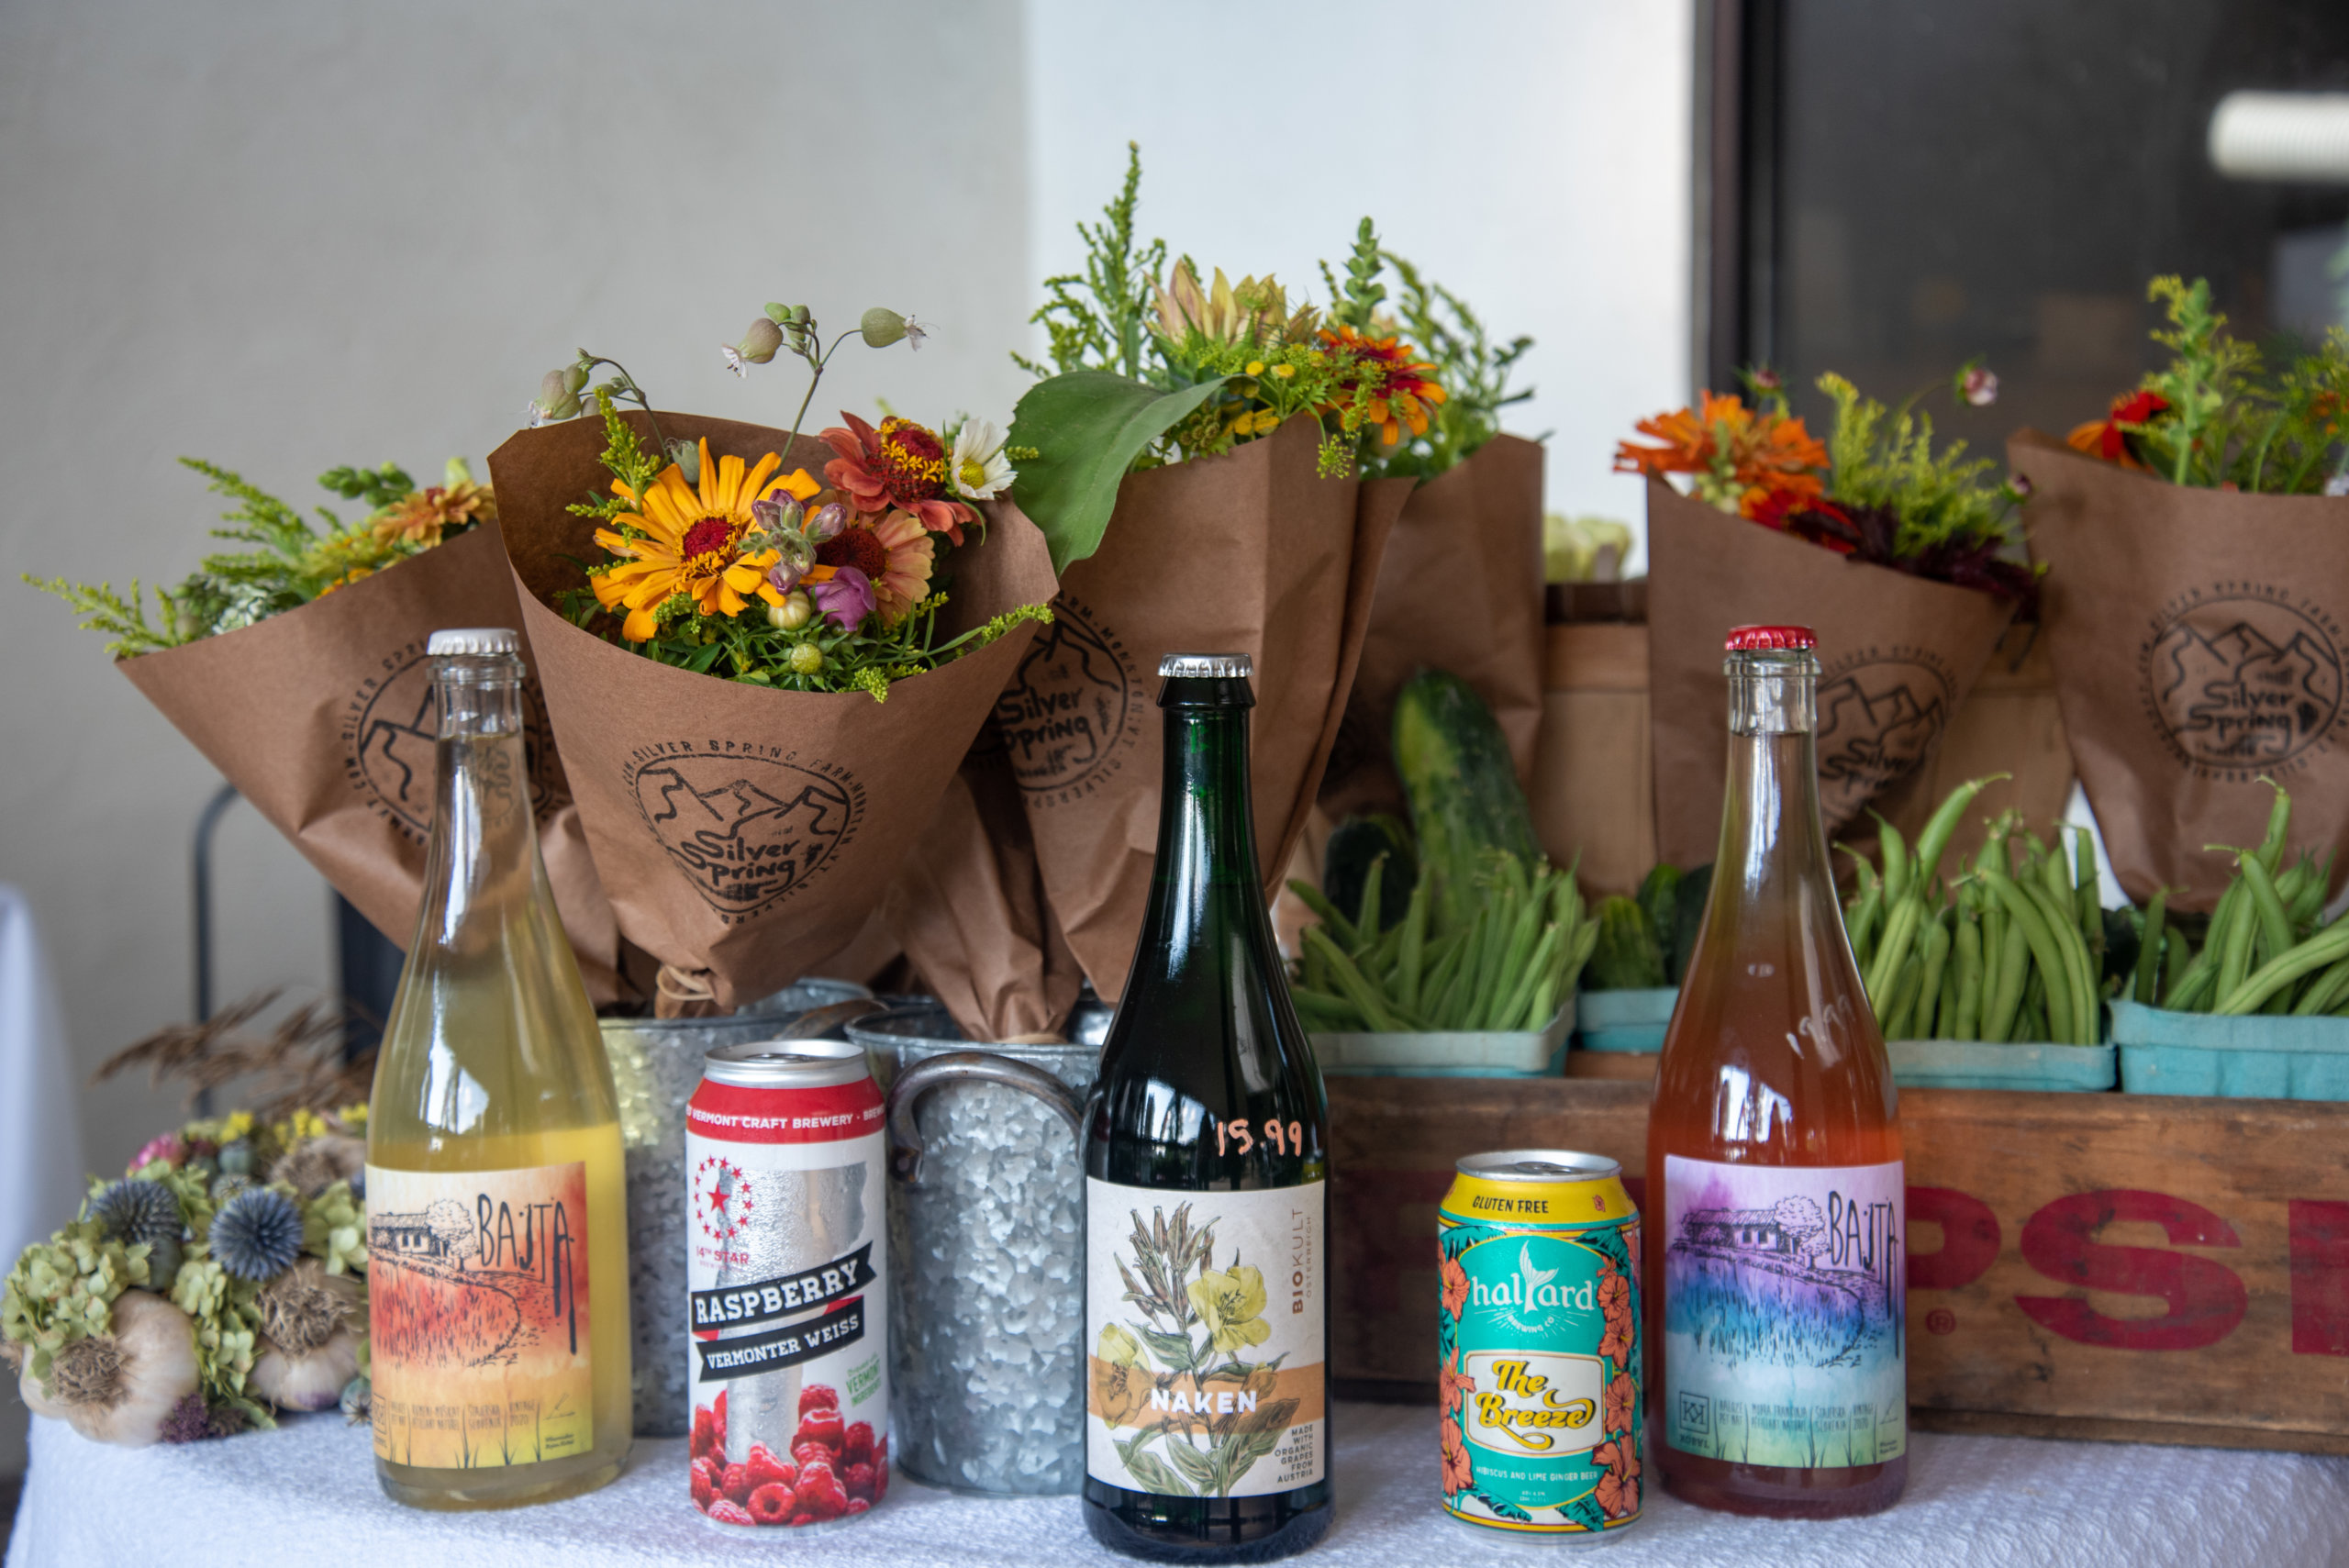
[
  {"xmin": 39, "ymin": 1291, "xmax": 200, "ymax": 1447},
  {"xmin": 250, "ymin": 1328, "xmax": 361, "ymax": 1413},
  {"xmin": 249, "ymin": 1259, "xmax": 364, "ymax": 1412}
]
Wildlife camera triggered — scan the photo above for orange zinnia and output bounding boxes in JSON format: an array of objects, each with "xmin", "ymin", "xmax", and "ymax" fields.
[
  {"xmin": 1319, "ymin": 325, "xmax": 1449, "ymax": 446},
  {"xmin": 592, "ymin": 439, "xmax": 820, "ymax": 641},
  {"xmin": 1615, "ymin": 390, "xmax": 1827, "ymax": 515}
]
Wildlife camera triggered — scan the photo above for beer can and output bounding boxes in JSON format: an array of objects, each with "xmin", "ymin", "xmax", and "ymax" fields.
[
  {"xmin": 685, "ymin": 1038, "xmax": 888, "ymax": 1529},
  {"xmin": 1438, "ymin": 1150, "xmax": 1642, "ymax": 1539}
]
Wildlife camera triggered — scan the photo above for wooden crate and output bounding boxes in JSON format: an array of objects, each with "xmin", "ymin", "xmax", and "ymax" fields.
[{"xmin": 1329, "ymin": 1073, "xmax": 2349, "ymax": 1454}]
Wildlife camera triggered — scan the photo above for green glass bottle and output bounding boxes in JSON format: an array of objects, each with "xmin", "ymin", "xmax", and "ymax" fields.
[{"xmin": 1083, "ymin": 653, "xmax": 1331, "ymax": 1562}]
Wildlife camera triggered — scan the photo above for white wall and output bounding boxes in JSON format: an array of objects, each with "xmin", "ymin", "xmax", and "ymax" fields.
[{"xmin": 1026, "ymin": 0, "xmax": 1693, "ymax": 555}]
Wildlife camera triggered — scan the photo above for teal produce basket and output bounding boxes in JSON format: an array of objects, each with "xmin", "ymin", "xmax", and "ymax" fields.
[
  {"xmin": 1310, "ymin": 1005, "xmax": 1572, "ymax": 1077},
  {"xmin": 1887, "ymin": 1038, "xmax": 2115, "ymax": 1093},
  {"xmin": 2110, "ymin": 999, "xmax": 2349, "ymax": 1100},
  {"xmin": 1576, "ymin": 986, "xmax": 1677, "ymax": 1052}
]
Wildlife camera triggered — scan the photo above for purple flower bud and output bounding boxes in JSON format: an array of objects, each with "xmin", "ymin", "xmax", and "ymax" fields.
[
  {"xmin": 1962, "ymin": 365, "xmax": 1999, "ymax": 407},
  {"xmin": 2008, "ymin": 471, "xmax": 2033, "ymax": 498},
  {"xmin": 751, "ymin": 495, "xmax": 805, "ymax": 536},
  {"xmin": 809, "ymin": 566, "xmax": 875, "ymax": 629},
  {"xmin": 806, "ymin": 502, "xmax": 848, "ymax": 541},
  {"xmin": 766, "ymin": 558, "xmax": 805, "ymax": 595}
]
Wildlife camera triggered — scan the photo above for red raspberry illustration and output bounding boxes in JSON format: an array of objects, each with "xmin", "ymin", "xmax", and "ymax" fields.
[
  {"xmin": 745, "ymin": 1443, "xmax": 796, "ymax": 1494},
  {"xmin": 789, "ymin": 1513, "xmax": 818, "ymax": 1528},
  {"xmin": 793, "ymin": 1440, "xmax": 834, "ymax": 1469},
  {"xmin": 842, "ymin": 1462, "xmax": 875, "ymax": 1502},
  {"xmin": 706, "ymin": 1498, "xmax": 755, "ymax": 1528},
  {"xmin": 720, "ymin": 1462, "xmax": 754, "ymax": 1506},
  {"xmin": 746, "ymin": 1483, "xmax": 795, "ymax": 1526},
  {"xmin": 800, "ymin": 1383, "xmax": 840, "ymax": 1415},
  {"xmin": 794, "ymin": 1462, "xmax": 850, "ymax": 1521},
  {"xmin": 689, "ymin": 1459, "xmax": 717, "ymax": 1512},
  {"xmin": 796, "ymin": 1406, "xmax": 846, "ymax": 1452},
  {"xmin": 691, "ymin": 1405, "xmax": 717, "ymax": 1460},
  {"xmin": 845, "ymin": 1498, "xmax": 871, "ymax": 1516},
  {"xmin": 843, "ymin": 1420, "xmax": 874, "ymax": 1464}
]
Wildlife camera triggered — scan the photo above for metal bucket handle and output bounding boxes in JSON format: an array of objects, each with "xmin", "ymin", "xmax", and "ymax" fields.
[{"xmin": 886, "ymin": 1050, "xmax": 1086, "ymax": 1186}]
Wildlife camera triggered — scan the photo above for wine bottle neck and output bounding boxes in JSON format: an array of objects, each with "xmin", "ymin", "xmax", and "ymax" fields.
[
  {"xmin": 1717, "ymin": 656, "xmax": 1836, "ymax": 899},
  {"xmin": 414, "ymin": 655, "xmax": 539, "ymax": 953},
  {"xmin": 1135, "ymin": 680, "xmax": 1264, "ymax": 969}
]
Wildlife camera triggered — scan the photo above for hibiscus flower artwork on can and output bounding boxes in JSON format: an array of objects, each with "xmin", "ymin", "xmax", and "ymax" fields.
[{"xmin": 1435, "ymin": 1151, "xmax": 1643, "ymax": 1539}]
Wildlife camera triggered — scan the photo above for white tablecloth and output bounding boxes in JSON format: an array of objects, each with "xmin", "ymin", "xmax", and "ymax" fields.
[{"xmin": 12, "ymin": 1400, "xmax": 2349, "ymax": 1567}]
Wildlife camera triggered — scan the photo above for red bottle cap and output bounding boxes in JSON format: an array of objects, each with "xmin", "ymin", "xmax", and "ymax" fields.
[{"xmin": 1725, "ymin": 624, "xmax": 1818, "ymax": 651}]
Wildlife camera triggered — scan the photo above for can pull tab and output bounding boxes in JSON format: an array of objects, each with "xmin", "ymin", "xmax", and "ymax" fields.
[{"xmin": 885, "ymin": 1051, "xmax": 1086, "ymax": 1186}]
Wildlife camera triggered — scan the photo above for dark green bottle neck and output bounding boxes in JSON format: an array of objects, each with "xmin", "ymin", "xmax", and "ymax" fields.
[{"xmin": 1134, "ymin": 678, "xmax": 1265, "ymax": 975}]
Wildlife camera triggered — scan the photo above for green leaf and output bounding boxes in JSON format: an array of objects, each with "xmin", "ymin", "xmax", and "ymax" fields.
[
  {"xmin": 1123, "ymin": 1451, "xmax": 1194, "ymax": 1497},
  {"xmin": 1138, "ymin": 1326, "xmax": 1197, "ymax": 1372},
  {"xmin": 1481, "ymin": 1492, "xmax": 1538, "ymax": 1524},
  {"xmin": 1165, "ymin": 1438, "xmax": 1219, "ymax": 1492},
  {"xmin": 1006, "ymin": 370, "xmax": 1234, "ymax": 573}
]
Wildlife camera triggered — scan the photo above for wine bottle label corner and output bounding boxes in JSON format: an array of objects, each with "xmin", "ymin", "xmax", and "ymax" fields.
[
  {"xmin": 1085, "ymin": 1178, "xmax": 1327, "ymax": 1499},
  {"xmin": 364, "ymin": 1162, "xmax": 595, "ymax": 1470},
  {"xmin": 1659, "ymin": 1154, "xmax": 1907, "ymax": 1468}
]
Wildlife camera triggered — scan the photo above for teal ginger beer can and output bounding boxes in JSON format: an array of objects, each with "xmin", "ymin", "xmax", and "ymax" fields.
[{"xmin": 1437, "ymin": 1151, "xmax": 1642, "ymax": 1539}]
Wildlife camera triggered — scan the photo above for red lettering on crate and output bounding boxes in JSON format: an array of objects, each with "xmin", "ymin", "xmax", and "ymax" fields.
[
  {"xmin": 2015, "ymin": 1190, "xmax": 2245, "ymax": 1351},
  {"xmin": 1906, "ymin": 1186, "xmax": 2001, "ymax": 1291},
  {"xmin": 2288, "ymin": 1200, "xmax": 2349, "ymax": 1357}
]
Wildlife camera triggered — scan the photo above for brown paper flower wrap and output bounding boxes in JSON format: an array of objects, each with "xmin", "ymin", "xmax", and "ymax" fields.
[
  {"xmin": 1323, "ymin": 433, "xmax": 1545, "ymax": 817},
  {"xmin": 1645, "ymin": 478, "xmax": 2018, "ymax": 867},
  {"xmin": 489, "ymin": 410, "xmax": 1056, "ymax": 1013},
  {"xmin": 989, "ymin": 414, "xmax": 1405, "ymax": 1002},
  {"xmin": 115, "ymin": 521, "xmax": 629, "ymax": 1000},
  {"xmin": 2010, "ymin": 430, "xmax": 2349, "ymax": 910},
  {"xmin": 881, "ymin": 727, "xmax": 1085, "ymax": 1040}
]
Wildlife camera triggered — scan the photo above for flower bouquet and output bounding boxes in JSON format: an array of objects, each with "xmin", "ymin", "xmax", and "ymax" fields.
[
  {"xmin": 994, "ymin": 147, "xmax": 1408, "ymax": 1002},
  {"xmin": 1327, "ymin": 252, "xmax": 1546, "ymax": 818},
  {"xmin": 2010, "ymin": 276, "xmax": 2349, "ymax": 910},
  {"xmin": 23, "ymin": 458, "xmax": 629, "ymax": 999},
  {"xmin": 1620, "ymin": 367, "xmax": 2033, "ymax": 867},
  {"xmin": 493, "ymin": 317, "xmax": 1055, "ymax": 1012},
  {"xmin": 4, "ymin": 1104, "xmax": 370, "ymax": 1446}
]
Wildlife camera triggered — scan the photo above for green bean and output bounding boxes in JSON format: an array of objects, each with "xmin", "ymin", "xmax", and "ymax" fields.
[
  {"xmin": 2215, "ymin": 920, "xmax": 2349, "ymax": 1017},
  {"xmin": 2214, "ymin": 883, "xmax": 2259, "ymax": 1010},
  {"xmin": 1882, "ymin": 955, "xmax": 1924, "ymax": 1040},
  {"xmin": 2165, "ymin": 960, "xmax": 2218, "ymax": 1014},
  {"xmin": 1847, "ymin": 877, "xmax": 1884, "ymax": 971},
  {"xmin": 1983, "ymin": 871, "xmax": 2080, "ymax": 1046},
  {"xmin": 1877, "ymin": 815, "xmax": 1911, "ymax": 909},
  {"xmin": 2293, "ymin": 852, "xmax": 2334, "ymax": 928},
  {"xmin": 2237, "ymin": 853, "xmax": 2297, "ymax": 965},
  {"xmin": 1867, "ymin": 895, "xmax": 1926, "ymax": 1014},
  {"xmin": 2290, "ymin": 956, "xmax": 2349, "ymax": 1018},
  {"xmin": 2021, "ymin": 879, "xmax": 2098, "ymax": 1045},
  {"xmin": 1393, "ymin": 880, "xmax": 1429, "ymax": 1010},
  {"xmin": 1982, "ymin": 905, "xmax": 2030, "ymax": 1043},
  {"xmin": 2133, "ymin": 889, "xmax": 2170, "ymax": 1006},
  {"xmin": 1289, "ymin": 986, "xmax": 1362, "ymax": 1030},
  {"xmin": 1936, "ymin": 932, "xmax": 1961, "ymax": 1039},
  {"xmin": 1496, "ymin": 922, "xmax": 1564, "ymax": 1036},
  {"xmin": 1979, "ymin": 899, "xmax": 2007, "ymax": 1030},
  {"xmin": 2073, "ymin": 829, "xmax": 2103, "ymax": 962},
  {"xmin": 1286, "ymin": 879, "xmax": 1360, "ymax": 951},
  {"xmin": 1954, "ymin": 912, "xmax": 1985, "ymax": 1040},
  {"xmin": 1303, "ymin": 933, "xmax": 1329, "ymax": 993},
  {"xmin": 1911, "ymin": 917, "xmax": 1954, "ymax": 1040},
  {"xmin": 2253, "ymin": 776, "xmax": 2291, "ymax": 876},
  {"xmin": 2020, "ymin": 969, "xmax": 2049, "ymax": 1043},
  {"xmin": 1426, "ymin": 907, "xmax": 1482, "ymax": 1027},
  {"xmin": 1915, "ymin": 775, "xmax": 2009, "ymax": 887},
  {"xmin": 1305, "ymin": 926, "xmax": 1402, "ymax": 1032}
]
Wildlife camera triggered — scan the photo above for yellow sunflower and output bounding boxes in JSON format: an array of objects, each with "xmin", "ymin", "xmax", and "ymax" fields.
[{"xmin": 592, "ymin": 439, "xmax": 820, "ymax": 641}]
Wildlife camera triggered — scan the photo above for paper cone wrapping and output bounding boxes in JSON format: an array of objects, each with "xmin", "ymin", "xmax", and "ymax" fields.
[
  {"xmin": 883, "ymin": 727, "xmax": 1084, "ymax": 1040},
  {"xmin": 116, "ymin": 521, "xmax": 629, "ymax": 1000},
  {"xmin": 1324, "ymin": 433, "xmax": 1546, "ymax": 817},
  {"xmin": 489, "ymin": 410, "xmax": 1056, "ymax": 1012},
  {"xmin": 990, "ymin": 414, "xmax": 1406, "ymax": 1001},
  {"xmin": 2011, "ymin": 431, "xmax": 2349, "ymax": 910},
  {"xmin": 1645, "ymin": 479, "xmax": 2017, "ymax": 867}
]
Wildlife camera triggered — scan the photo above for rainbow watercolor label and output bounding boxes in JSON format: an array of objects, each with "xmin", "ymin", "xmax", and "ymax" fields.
[{"xmin": 1438, "ymin": 1182, "xmax": 1642, "ymax": 1535}]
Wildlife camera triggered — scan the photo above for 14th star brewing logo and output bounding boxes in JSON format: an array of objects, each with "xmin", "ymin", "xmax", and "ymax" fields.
[{"xmin": 693, "ymin": 1154, "xmax": 753, "ymax": 1246}]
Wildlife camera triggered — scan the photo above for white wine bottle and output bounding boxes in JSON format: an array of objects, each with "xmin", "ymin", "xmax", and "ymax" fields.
[
  {"xmin": 1083, "ymin": 654, "xmax": 1330, "ymax": 1562},
  {"xmin": 365, "ymin": 628, "xmax": 632, "ymax": 1509}
]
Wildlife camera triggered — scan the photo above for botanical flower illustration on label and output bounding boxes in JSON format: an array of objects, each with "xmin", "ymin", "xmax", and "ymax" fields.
[
  {"xmin": 365, "ymin": 1162, "xmax": 593, "ymax": 1470},
  {"xmin": 1661, "ymin": 1155, "xmax": 1906, "ymax": 1468},
  {"xmin": 1085, "ymin": 1181, "xmax": 1325, "ymax": 1499}
]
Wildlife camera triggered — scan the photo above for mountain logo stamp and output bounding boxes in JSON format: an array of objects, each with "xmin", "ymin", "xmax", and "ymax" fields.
[
  {"xmin": 341, "ymin": 640, "xmax": 560, "ymax": 840},
  {"xmin": 2139, "ymin": 584, "xmax": 2344, "ymax": 781},
  {"xmin": 622, "ymin": 741, "xmax": 863, "ymax": 919},
  {"xmin": 995, "ymin": 594, "xmax": 1142, "ymax": 806},
  {"xmin": 1814, "ymin": 645, "xmax": 1955, "ymax": 822}
]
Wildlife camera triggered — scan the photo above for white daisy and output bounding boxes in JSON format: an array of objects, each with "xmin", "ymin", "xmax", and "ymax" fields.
[{"xmin": 951, "ymin": 419, "xmax": 1016, "ymax": 500}]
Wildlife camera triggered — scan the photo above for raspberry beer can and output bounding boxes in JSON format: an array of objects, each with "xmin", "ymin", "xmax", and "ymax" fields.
[
  {"xmin": 685, "ymin": 1038, "xmax": 888, "ymax": 1529},
  {"xmin": 1438, "ymin": 1150, "xmax": 1642, "ymax": 1539}
]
